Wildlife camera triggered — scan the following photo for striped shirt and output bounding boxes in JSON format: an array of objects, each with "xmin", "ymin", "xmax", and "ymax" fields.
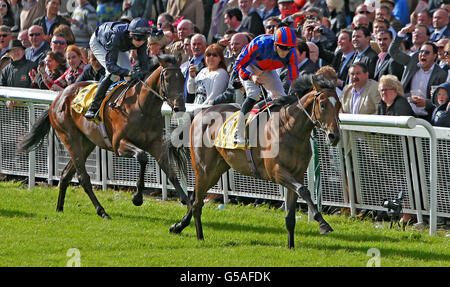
[{"xmin": 71, "ymin": 3, "xmax": 98, "ymax": 48}]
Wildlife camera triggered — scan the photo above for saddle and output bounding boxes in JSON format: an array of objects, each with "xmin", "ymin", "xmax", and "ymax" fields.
[
  {"xmin": 213, "ymin": 98, "xmax": 277, "ymax": 150},
  {"xmin": 71, "ymin": 81, "xmax": 127, "ymax": 122}
]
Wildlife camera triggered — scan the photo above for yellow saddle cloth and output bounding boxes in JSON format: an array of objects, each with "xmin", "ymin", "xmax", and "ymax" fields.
[
  {"xmin": 213, "ymin": 111, "xmax": 257, "ymax": 150},
  {"xmin": 71, "ymin": 81, "xmax": 126, "ymax": 121}
]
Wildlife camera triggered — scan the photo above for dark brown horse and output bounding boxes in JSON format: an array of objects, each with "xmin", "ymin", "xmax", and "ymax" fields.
[
  {"xmin": 18, "ymin": 55, "xmax": 190, "ymax": 219},
  {"xmin": 170, "ymin": 74, "xmax": 341, "ymax": 249}
]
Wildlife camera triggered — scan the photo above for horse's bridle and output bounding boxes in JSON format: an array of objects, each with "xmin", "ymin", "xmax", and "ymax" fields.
[
  {"xmin": 139, "ymin": 66, "xmax": 182, "ymax": 102},
  {"xmin": 297, "ymin": 88, "xmax": 336, "ymax": 132}
]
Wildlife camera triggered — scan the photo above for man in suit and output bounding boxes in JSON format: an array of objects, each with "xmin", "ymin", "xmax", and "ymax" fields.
[
  {"xmin": 25, "ymin": 25, "xmax": 51, "ymax": 66},
  {"xmin": 430, "ymin": 9, "xmax": 450, "ymax": 42},
  {"xmin": 208, "ymin": 0, "xmax": 232, "ymax": 44},
  {"xmin": 258, "ymin": 0, "xmax": 280, "ymax": 21},
  {"xmin": 238, "ymin": 0, "xmax": 265, "ymax": 36},
  {"xmin": 351, "ymin": 26, "xmax": 379, "ymax": 80},
  {"xmin": 389, "ymin": 35, "xmax": 447, "ymax": 121},
  {"xmin": 182, "ymin": 34, "xmax": 207, "ymax": 103},
  {"xmin": 224, "ymin": 7, "xmax": 247, "ymax": 33},
  {"xmin": 374, "ymin": 30, "xmax": 404, "ymax": 82},
  {"xmin": 166, "ymin": 0, "xmax": 205, "ymax": 33},
  {"xmin": 32, "ymin": 0, "xmax": 70, "ymax": 37},
  {"xmin": 341, "ymin": 62, "xmax": 380, "ymax": 115}
]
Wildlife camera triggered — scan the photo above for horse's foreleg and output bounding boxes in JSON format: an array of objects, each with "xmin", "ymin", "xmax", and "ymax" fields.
[
  {"xmin": 117, "ymin": 139, "xmax": 148, "ymax": 206},
  {"xmin": 297, "ymin": 186, "xmax": 333, "ymax": 234},
  {"xmin": 56, "ymin": 160, "xmax": 76, "ymax": 212},
  {"xmin": 285, "ymin": 189, "xmax": 298, "ymax": 249}
]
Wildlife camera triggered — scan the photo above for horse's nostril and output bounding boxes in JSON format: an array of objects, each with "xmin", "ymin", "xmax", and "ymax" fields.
[
  {"xmin": 173, "ymin": 107, "xmax": 179, "ymax": 113},
  {"xmin": 328, "ymin": 133, "xmax": 336, "ymax": 142}
]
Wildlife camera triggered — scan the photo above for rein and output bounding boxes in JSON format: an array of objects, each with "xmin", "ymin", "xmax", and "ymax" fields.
[
  {"xmin": 140, "ymin": 66, "xmax": 181, "ymax": 102},
  {"xmin": 297, "ymin": 88, "xmax": 335, "ymax": 134}
]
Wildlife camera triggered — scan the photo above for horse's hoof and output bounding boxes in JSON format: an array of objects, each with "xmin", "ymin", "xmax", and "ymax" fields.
[
  {"xmin": 319, "ymin": 222, "xmax": 333, "ymax": 234},
  {"xmin": 132, "ymin": 193, "xmax": 143, "ymax": 206},
  {"xmin": 169, "ymin": 223, "xmax": 182, "ymax": 234},
  {"xmin": 102, "ymin": 213, "xmax": 111, "ymax": 220}
]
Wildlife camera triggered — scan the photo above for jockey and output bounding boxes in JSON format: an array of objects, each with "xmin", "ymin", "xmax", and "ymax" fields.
[
  {"xmin": 233, "ymin": 26, "xmax": 298, "ymax": 145},
  {"xmin": 85, "ymin": 17, "xmax": 151, "ymax": 120}
]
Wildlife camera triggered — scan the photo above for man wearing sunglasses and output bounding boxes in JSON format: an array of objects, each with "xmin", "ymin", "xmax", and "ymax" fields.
[
  {"xmin": 233, "ymin": 26, "xmax": 298, "ymax": 146},
  {"xmin": 85, "ymin": 17, "xmax": 151, "ymax": 120}
]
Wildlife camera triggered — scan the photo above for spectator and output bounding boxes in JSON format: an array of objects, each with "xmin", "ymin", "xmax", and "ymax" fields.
[
  {"xmin": 25, "ymin": 25, "xmax": 50, "ymax": 65},
  {"xmin": 50, "ymin": 34, "xmax": 67, "ymax": 54},
  {"xmin": 187, "ymin": 43, "xmax": 229, "ymax": 105},
  {"xmin": 122, "ymin": 0, "xmax": 154, "ymax": 23},
  {"xmin": 169, "ymin": 19, "xmax": 195, "ymax": 63},
  {"xmin": 436, "ymin": 38, "xmax": 449, "ymax": 70},
  {"xmin": 233, "ymin": 27, "xmax": 298, "ymax": 145},
  {"xmin": 355, "ymin": 4, "xmax": 374, "ymax": 23},
  {"xmin": 9, "ymin": 0, "xmax": 22, "ymax": 29},
  {"xmin": 96, "ymin": 0, "xmax": 122, "ymax": 24},
  {"xmin": 430, "ymin": 82, "xmax": 450, "ymax": 127},
  {"xmin": 443, "ymin": 41, "xmax": 450, "ymax": 81},
  {"xmin": 85, "ymin": 18, "xmax": 151, "ymax": 120},
  {"xmin": 157, "ymin": 12, "xmax": 174, "ymax": 29},
  {"xmin": 207, "ymin": 0, "xmax": 231, "ymax": 44},
  {"xmin": 32, "ymin": 50, "xmax": 66, "ymax": 89},
  {"xmin": 183, "ymin": 33, "xmax": 207, "ymax": 103},
  {"xmin": 0, "ymin": 39, "xmax": 36, "ymax": 87},
  {"xmin": 307, "ymin": 41, "xmax": 322, "ymax": 67},
  {"xmin": 374, "ymin": 29, "xmax": 403, "ymax": 82},
  {"xmin": 351, "ymin": 26, "xmax": 378, "ymax": 80},
  {"xmin": 409, "ymin": 24, "xmax": 430, "ymax": 55},
  {"xmin": 375, "ymin": 4, "xmax": 403, "ymax": 32},
  {"xmin": 0, "ymin": 25, "xmax": 12, "ymax": 57},
  {"xmin": 416, "ymin": 10, "xmax": 433, "ymax": 33},
  {"xmin": 20, "ymin": 0, "xmax": 46, "ymax": 31},
  {"xmin": 389, "ymin": 37, "xmax": 447, "ymax": 121},
  {"xmin": 166, "ymin": 0, "xmax": 205, "ymax": 34},
  {"xmin": 373, "ymin": 16, "xmax": 396, "ymax": 40},
  {"xmin": 32, "ymin": 0, "xmax": 70, "ymax": 37},
  {"xmin": 225, "ymin": 32, "xmax": 250, "ymax": 72},
  {"xmin": 384, "ymin": 0, "xmax": 410, "ymax": 27},
  {"xmin": 239, "ymin": 0, "xmax": 265, "ymax": 36},
  {"xmin": 429, "ymin": 8, "xmax": 450, "ymax": 42},
  {"xmin": 341, "ymin": 62, "xmax": 380, "ymax": 115},
  {"xmin": 53, "ymin": 24, "xmax": 75, "ymax": 45},
  {"xmin": 334, "ymin": 29, "xmax": 354, "ymax": 88},
  {"xmin": 259, "ymin": 0, "xmax": 280, "ymax": 21},
  {"xmin": 377, "ymin": 74, "xmax": 415, "ymax": 116},
  {"xmin": 301, "ymin": 0, "xmax": 330, "ymax": 18},
  {"xmin": 263, "ymin": 16, "xmax": 281, "ymax": 35},
  {"xmin": 180, "ymin": 33, "xmax": 194, "ymax": 75},
  {"xmin": 0, "ymin": 0, "xmax": 15, "ymax": 28},
  {"xmin": 68, "ymin": 0, "xmax": 97, "ymax": 48},
  {"xmin": 326, "ymin": 0, "xmax": 347, "ymax": 35},
  {"xmin": 47, "ymin": 44, "xmax": 84, "ymax": 91},
  {"xmin": 350, "ymin": 13, "xmax": 370, "ymax": 30},
  {"xmin": 224, "ymin": 7, "xmax": 246, "ymax": 32},
  {"xmin": 76, "ymin": 50, "xmax": 105, "ymax": 82},
  {"xmin": 18, "ymin": 30, "xmax": 32, "ymax": 49}
]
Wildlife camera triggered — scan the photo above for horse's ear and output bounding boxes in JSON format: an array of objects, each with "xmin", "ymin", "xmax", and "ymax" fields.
[
  {"xmin": 311, "ymin": 75, "xmax": 321, "ymax": 92},
  {"xmin": 175, "ymin": 53, "xmax": 183, "ymax": 66},
  {"xmin": 156, "ymin": 54, "xmax": 168, "ymax": 68}
]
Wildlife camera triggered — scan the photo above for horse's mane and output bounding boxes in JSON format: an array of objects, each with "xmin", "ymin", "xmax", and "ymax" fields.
[{"xmin": 272, "ymin": 74, "xmax": 335, "ymax": 107}]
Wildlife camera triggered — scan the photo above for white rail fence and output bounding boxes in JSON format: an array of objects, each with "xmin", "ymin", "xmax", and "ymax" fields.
[{"xmin": 1, "ymin": 87, "xmax": 449, "ymax": 235}]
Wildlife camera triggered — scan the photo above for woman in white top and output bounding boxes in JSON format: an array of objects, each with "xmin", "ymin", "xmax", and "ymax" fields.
[{"xmin": 187, "ymin": 43, "xmax": 229, "ymax": 105}]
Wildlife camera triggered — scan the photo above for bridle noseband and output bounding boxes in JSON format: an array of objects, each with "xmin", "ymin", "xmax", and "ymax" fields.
[
  {"xmin": 297, "ymin": 88, "xmax": 336, "ymax": 132},
  {"xmin": 140, "ymin": 66, "xmax": 182, "ymax": 102}
]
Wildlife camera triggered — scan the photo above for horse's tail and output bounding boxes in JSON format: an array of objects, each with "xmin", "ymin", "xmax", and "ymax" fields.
[
  {"xmin": 164, "ymin": 134, "xmax": 189, "ymax": 185},
  {"xmin": 17, "ymin": 109, "xmax": 51, "ymax": 153}
]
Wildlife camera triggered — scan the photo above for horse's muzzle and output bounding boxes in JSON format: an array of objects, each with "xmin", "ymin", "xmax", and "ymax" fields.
[{"xmin": 327, "ymin": 132, "xmax": 340, "ymax": 146}]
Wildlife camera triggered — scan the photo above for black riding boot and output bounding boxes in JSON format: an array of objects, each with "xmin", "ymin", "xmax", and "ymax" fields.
[
  {"xmin": 234, "ymin": 97, "xmax": 257, "ymax": 145},
  {"xmin": 85, "ymin": 75, "xmax": 113, "ymax": 120}
]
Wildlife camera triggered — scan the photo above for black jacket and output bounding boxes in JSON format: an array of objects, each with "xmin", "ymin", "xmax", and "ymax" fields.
[
  {"xmin": 0, "ymin": 57, "xmax": 37, "ymax": 88},
  {"xmin": 76, "ymin": 64, "xmax": 106, "ymax": 82},
  {"xmin": 374, "ymin": 54, "xmax": 404, "ymax": 82},
  {"xmin": 32, "ymin": 15, "xmax": 71, "ymax": 36},
  {"xmin": 377, "ymin": 95, "xmax": 416, "ymax": 117},
  {"xmin": 350, "ymin": 46, "xmax": 379, "ymax": 80}
]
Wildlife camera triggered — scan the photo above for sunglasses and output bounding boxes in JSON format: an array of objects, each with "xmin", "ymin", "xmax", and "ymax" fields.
[
  {"xmin": 358, "ymin": 11, "xmax": 371, "ymax": 14},
  {"xmin": 276, "ymin": 45, "xmax": 293, "ymax": 51},
  {"xmin": 52, "ymin": 40, "xmax": 66, "ymax": 45},
  {"xmin": 265, "ymin": 25, "xmax": 277, "ymax": 30},
  {"xmin": 131, "ymin": 34, "xmax": 147, "ymax": 41},
  {"xmin": 206, "ymin": 52, "xmax": 219, "ymax": 57},
  {"xmin": 419, "ymin": 50, "xmax": 431, "ymax": 55},
  {"xmin": 0, "ymin": 3, "xmax": 7, "ymax": 8},
  {"xmin": 0, "ymin": 34, "xmax": 8, "ymax": 38},
  {"xmin": 29, "ymin": 33, "xmax": 41, "ymax": 37}
]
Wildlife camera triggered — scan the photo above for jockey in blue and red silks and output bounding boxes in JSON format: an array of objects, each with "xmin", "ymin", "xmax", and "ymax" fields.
[{"xmin": 233, "ymin": 26, "xmax": 298, "ymax": 145}]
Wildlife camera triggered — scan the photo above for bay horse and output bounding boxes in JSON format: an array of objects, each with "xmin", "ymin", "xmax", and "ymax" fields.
[
  {"xmin": 18, "ymin": 55, "xmax": 189, "ymax": 219},
  {"xmin": 170, "ymin": 74, "xmax": 341, "ymax": 249}
]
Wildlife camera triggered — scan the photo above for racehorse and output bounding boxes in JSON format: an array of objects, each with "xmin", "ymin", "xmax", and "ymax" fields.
[
  {"xmin": 17, "ymin": 55, "xmax": 190, "ymax": 219},
  {"xmin": 170, "ymin": 74, "xmax": 341, "ymax": 249}
]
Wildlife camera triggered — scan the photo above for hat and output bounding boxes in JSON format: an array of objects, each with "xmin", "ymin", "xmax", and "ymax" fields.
[
  {"xmin": 4, "ymin": 39, "xmax": 24, "ymax": 54},
  {"xmin": 380, "ymin": 0, "xmax": 395, "ymax": 6},
  {"xmin": 129, "ymin": 18, "xmax": 151, "ymax": 35}
]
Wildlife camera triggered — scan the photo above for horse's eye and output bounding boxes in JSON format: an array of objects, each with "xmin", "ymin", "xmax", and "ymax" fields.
[{"xmin": 320, "ymin": 102, "xmax": 326, "ymax": 110}]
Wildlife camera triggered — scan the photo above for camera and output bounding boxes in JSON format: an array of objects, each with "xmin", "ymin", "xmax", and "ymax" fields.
[
  {"xmin": 318, "ymin": 27, "xmax": 325, "ymax": 34},
  {"xmin": 382, "ymin": 191, "xmax": 403, "ymax": 218}
]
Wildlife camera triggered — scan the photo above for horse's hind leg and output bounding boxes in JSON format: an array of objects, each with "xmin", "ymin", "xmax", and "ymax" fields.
[
  {"xmin": 117, "ymin": 139, "xmax": 148, "ymax": 206},
  {"xmin": 285, "ymin": 189, "xmax": 299, "ymax": 249},
  {"xmin": 56, "ymin": 160, "xmax": 76, "ymax": 212}
]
